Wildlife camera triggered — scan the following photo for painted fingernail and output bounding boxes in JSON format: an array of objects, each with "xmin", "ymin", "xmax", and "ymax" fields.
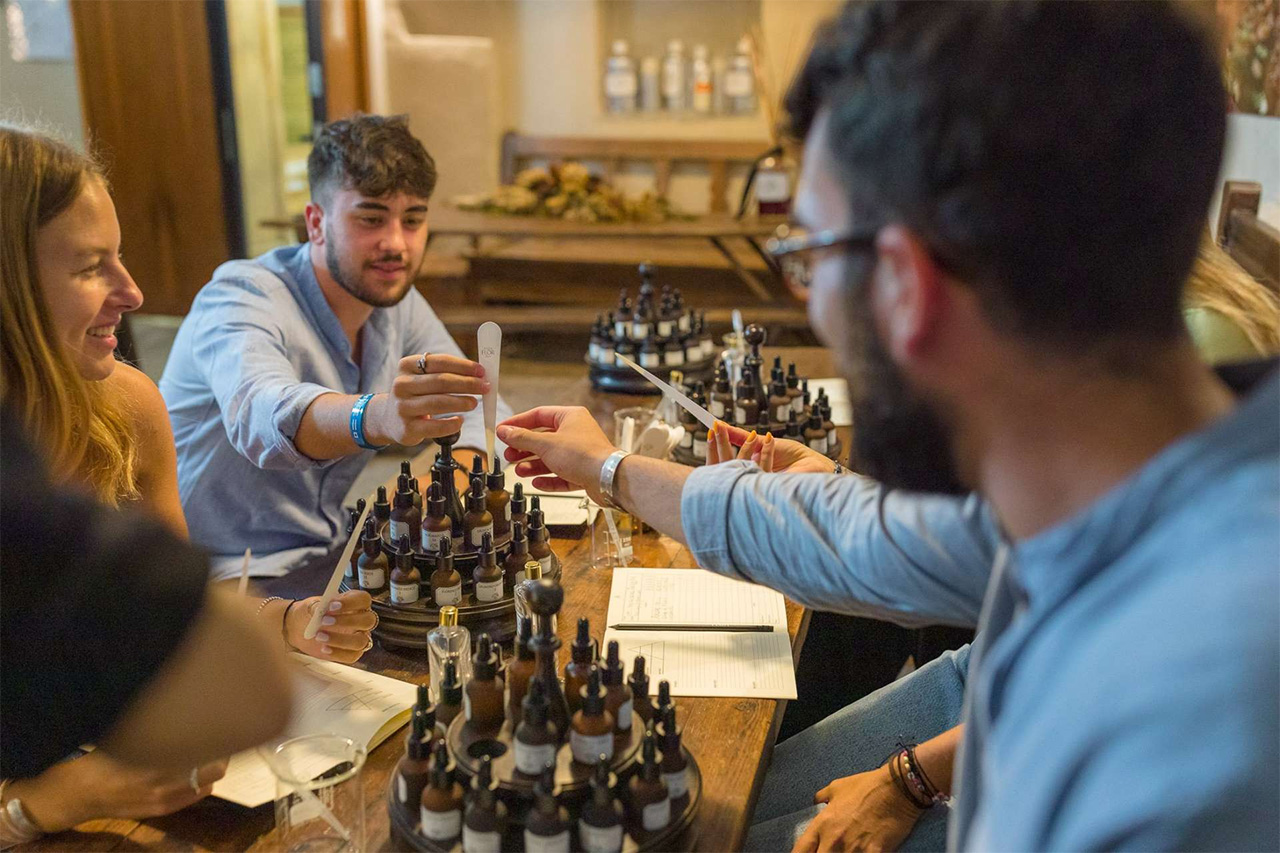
[
  {"xmin": 746, "ymin": 430, "xmax": 758, "ymax": 442},
  {"xmin": 316, "ymin": 632, "xmax": 331, "ymax": 642},
  {"xmin": 329, "ymin": 600, "xmax": 343, "ymax": 611},
  {"xmin": 321, "ymin": 645, "xmax": 333, "ymax": 655},
  {"xmin": 322, "ymin": 616, "xmax": 337, "ymax": 627},
  {"xmin": 765, "ymin": 432, "xmax": 774, "ymax": 443}
]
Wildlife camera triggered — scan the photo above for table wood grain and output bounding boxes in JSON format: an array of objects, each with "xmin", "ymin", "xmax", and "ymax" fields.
[{"xmin": 22, "ymin": 347, "xmax": 841, "ymax": 853}]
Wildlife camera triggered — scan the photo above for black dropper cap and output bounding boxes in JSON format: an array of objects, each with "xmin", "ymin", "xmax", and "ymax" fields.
[
  {"xmin": 756, "ymin": 407, "xmax": 771, "ymax": 432},
  {"xmin": 401, "ymin": 460, "xmax": 413, "ymax": 480},
  {"xmin": 580, "ymin": 666, "xmax": 605, "ymax": 715},
  {"xmin": 786, "ymin": 410, "xmax": 801, "ymax": 437},
  {"xmin": 771, "ymin": 373, "xmax": 787, "ymax": 398},
  {"xmin": 362, "ymin": 516, "xmax": 380, "ymax": 556},
  {"xmin": 572, "ymin": 618, "xmax": 593, "ymax": 665},
  {"xmin": 409, "ymin": 477, "xmax": 422, "ymax": 506},
  {"xmin": 787, "ymin": 361, "xmax": 799, "ymax": 384},
  {"xmin": 529, "ymin": 495, "xmax": 545, "ymax": 529},
  {"xmin": 396, "ymin": 472, "xmax": 410, "ymax": 496},
  {"xmin": 374, "ymin": 485, "xmax": 391, "ymax": 521},
  {"xmin": 427, "ymin": 480, "xmax": 445, "ymax": 516},
  {"xmin": 441, "ymin": 659, "xmax": 463, "ymax": 706},
  {"xmin": 660, "ymin": 704, "xmax": 680, "ymax": 749},
  {"xmin": 430, "ymin": 739, "xmax": 453, "ymax": 788},
  {"xmin": 406, "ymin": 728, "xmax": 432, "ymax": 760},
  {"xmin": 471, "ymin": 455, "xmax": 485, "ymax": 480},
  {"xmin": 486, "ymin": 455, "xmax": 504, "ymax": 491},
  {"xmin": 467, "ymin": 476, "xmax": 486, "ymax": 512},
  {"xmin": 512, "ymin": 482, "xmax": 526, "ymax": 516},
  {"xmin": 473, "ymin": 633, "xmax": 498, "ymax": 681},
  {"xmin": 347, "ymin": 498, "xmax": 366, "ymax": 535},
  {"xmin": 590, "ymin": 756, "xmax": 615, "ymax": 807},
  {"xmin": 471, "ymin": 755, "xmax": 498, "ymax": 807},
  {"xmin": 523, "ymin": 677, "xmax": 549, "ymax": 725},
  {"xmin": 640, "ymin": 726, "xmax": 661, "ymax": 781},
  {"xmin": 396, "ymin": 535, "xmax": 414, "ymax": 568},
  {"xmin": 808, "ymin": 411, "xmax": 824, "ymax": 431},
  {"xmin": 510, "ymin": 520, "xmax": 527, "ymax": 552},
  {"xmin": 602, "ymin": 640, "xmax": 624, "ymax": 687},
  {"xmin": 629, "ymin": 655, "xmax": 649, "ymax": 694},
  {"xmin": 435, "ymin": 536, "xmax": 454, "ymax": 572},
  {"xmin": 657, "ymin": 680, "xmax": 672, "ymax": 717},
  {"xmin": 393, "ymin": 486, "xmax": 412, "ymax": 509},
  {"xmin": 479, "ymin": 531, "xmax": 496, "ymax": 566}
]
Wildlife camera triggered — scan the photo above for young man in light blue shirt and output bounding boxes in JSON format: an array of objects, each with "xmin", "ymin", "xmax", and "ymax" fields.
[
  {"xmin": 161, "ymin": 115, "xmax": 507, "ymax": 579},
  {"xmin": 493, "ymin": 3, "xmax": 1279, "ymax": 850}
]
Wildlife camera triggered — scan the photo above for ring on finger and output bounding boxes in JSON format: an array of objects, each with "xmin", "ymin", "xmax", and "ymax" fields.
[
  {"xmin": 189, "ymin": 767, "xmax": 201, "ymax": 792},
  {"xmin": 362, "ymin": 636, "xmax": 374, "ymax": 652},
  {"xmin": 417, "ymin": 351, "xmax": 430, "ymax": 375}
]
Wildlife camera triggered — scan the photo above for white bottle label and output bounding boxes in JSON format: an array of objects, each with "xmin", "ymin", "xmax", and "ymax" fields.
[
  {"xmin": 776, "ymin": 404, "xmax": 790, "ymax": 421},
  {"xmin": 755, "ymin": 170, "xmax": 791, "ymax": 203},
  {"xmin": 665, "ymin": 349, "xmax": 684, "ymax": 367},
  {"xmin": 792, "ymin": 396, "xmax": 805, "ymax": 415},
  {"xmin": 470, "ymin": 523, "xmax": 494, "ymax": 548},
  {"xmin": 391, "ymin": 581, "xmax": 420, "ymax": 604},
  {"xmin": 389, "ymin": 519, "xmax": 412, "ymax": 544},
  {"xmin": 524, "ymin": 829, "xmax": 571, "ymax": 853},
  {"xmin": 827, "ymin": 431, "xmax": 837, "ymax": 452},
  {"xmin": 702, "ymin": 339, "xmax": 715, "ymax": 359},
  {"xmin": 616, "ymin": 698, "xmax": 633, "ymax": 731},
  {"xmin": 475, "ymin": 578, "xmax": 504, "ymax": 603},
  {"xmin": 358, "ymin": 566, "xmax": 384, "ymax": 589},
  {"xmin": 435, "ymin": 583, "xmax": 462, "ymax": 606},
  {"xmin": 397, "ymin": 773, "xmax": 409, "ymax": 804},
  {"xmin": 504, "ymin": 503, "xmax": 512, "ymax": 521},
  {"xmin": 514, "ymin": 739, "xmax": 558, "ymax": 775},
  {"xmin": 664, "ymin": 768, "xmax": 689, "ymax": 799},
  {"xmin": 423, "ymin": 528, "xmax": 449, "ymax": 553},
  {"xmin": 588, "ymin": 341, "xmax": 600, "ymax": 361},
  {"xmin": 463, "ymin": 826, "xmax": 503, "ymax": 853},
  {"xmin": 463, "ymin": 690, "xmax": 473, "ymax": 720},
  {"xmin": 632, "ymin": 321, "xmax": 650, "ymax": 339},
  {"xmin": 693, "ymin": 437, "xmax": 707, "ymax": 459},
  {"xmin": 605, "ymin": 72, "xmax": 637, "ymax": 98},
  {"xmin": 419, "ymin": 806, "xmax": 461, "ymax": 841},
  {"xmin": 679, "ymin": 430, "xmax": 693, "ymax": 450},
  {"xmin": 579, "ymin": 822, "xmax": 624, "ymax": 853},
  {"xmin": 600, "ymin": 345, "xmax": 615, "ymax": 365},
  {"xmin": 345, "ymin": 558, "xmax": 356, "ymax": 579},
  {"xmin": 710, "ymin": 399, "xmax": 725, "ymax": 418},
  {"xmin": 539, "ymin": 555, "xmax": 553, "ymax": 573},
  {"xmin": 725, "ymin": 68, "xmax": 752, "ymax": 97},
  {"xmin": 685, "ymin": 343, "xmax": 701, "ymax": 362},
  {"xmin": 809, "ymin": 437, "xmax": 826, "ymax": 452},
  {"xmin": 657, "ymin": 319, "xmax": 674, "ymax": 337},
  {"xmin": 642, "ymin": 797, "xmax": 671, "ymax": 831},
  {"xmin": 641, "ymin": 351, "xmax": 661, "ymax": 368},
  {"xmin": 614, "ymin": 321, "xmax": 628, "ymax": 339},
  {"xmin": 733, "ymin": 405, "xmax": 747, "ymax": 424},
  {"xmin": 571, "ymin": 729, "xmax": 615, "ymax": 765}
]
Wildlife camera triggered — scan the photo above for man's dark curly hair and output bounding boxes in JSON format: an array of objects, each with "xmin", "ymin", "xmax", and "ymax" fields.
[
  {"xmin": 785, "ymin": 1, "xmax": 1226, "ymax": 352},
  {"xmin": 307, "ymin": 114, "xmax": 437, "ymax": 207}
]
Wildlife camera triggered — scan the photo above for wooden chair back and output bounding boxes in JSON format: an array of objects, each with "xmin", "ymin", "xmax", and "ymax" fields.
[{"xmin": 1216, "ymin": 180, "xmax": 1280, "ymax": 294}]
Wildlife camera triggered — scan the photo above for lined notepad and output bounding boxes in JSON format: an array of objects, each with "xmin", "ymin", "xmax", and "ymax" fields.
[
  {"xmin": 212, "ymin": 656, "xmax": 417, "ymax": 808},
  {"xmin": 603, "ymin": 569, "xmax": 798, "ymax": 699}
]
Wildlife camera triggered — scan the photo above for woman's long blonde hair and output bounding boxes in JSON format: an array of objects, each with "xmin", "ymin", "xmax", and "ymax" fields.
[
  {"xmin": 0, "ymin": 124, "xmax": 139, "ymax": 504},
  {"xmin": 1185, "ymin": 232, "xmax": 1280, "ymax": 355}
]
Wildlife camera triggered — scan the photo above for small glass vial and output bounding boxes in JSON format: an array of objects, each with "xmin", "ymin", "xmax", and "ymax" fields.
[
  {"xmin": 509, "ymin": 482, "xmax": 528, "ymax": 535},
  {"xmin": 431, "ymin": 538, "xmax": 463, "ymax": 607},
  {"xmin": 389, "ymin": 482, "xmax": 421, "ymax": 547},
  {"xmin": 724, "ymin": 35, "xmax": 756, "ymax": 115},
  {"xmin": 527, "ymin": 499, "xmax": 554, "ymax": 574},
  {"xmin": 427, "ymin": 605, "xmax": 471, "ymax": 702},
  {"xmin": 515, "ymin": 560, "xmax": 556, "ymax": 636},
  {"xmin": 690, "ymin": 44, "xmax": 712, "ymax": 114},
  {"xmin": 472, "ymin": 532, "xmax": 505, "ymax": 604},
  {"xmin": 660, "ymin": 39, "xmax": 687, "ymax": 112},
  {"xmin": 389, "ymin": 535, "xmax": 421, "ymax": 605},
  {"xmin": 603, "ymin": 38, "xmax": 637, "ymax": 114}
]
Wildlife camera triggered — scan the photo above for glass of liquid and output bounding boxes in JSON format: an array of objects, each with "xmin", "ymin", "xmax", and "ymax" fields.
[
  {"xmin": 266, "ymin": 734, "xmax": 367, "ymax": 852},
  {"xmin": 586, "ymin": 498, "xmax": 634, "ymax": 570}
]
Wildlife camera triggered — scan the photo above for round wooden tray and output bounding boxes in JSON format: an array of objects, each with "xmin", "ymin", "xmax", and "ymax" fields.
[
  {"xmin": 587, "ymin": 353, "xmax": 717, "ymax": 395},
  {"xmin": 387, "ymin": 718, "xmax": 701, "ymax": 852}
]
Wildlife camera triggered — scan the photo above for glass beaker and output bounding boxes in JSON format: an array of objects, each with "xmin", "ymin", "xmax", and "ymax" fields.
[{"xmin": 267, "ymin": 734, "xmax": 367, "ymax": 852}]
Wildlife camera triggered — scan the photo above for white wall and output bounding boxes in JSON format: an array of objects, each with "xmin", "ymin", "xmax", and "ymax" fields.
[
  {"xmin": 1211, "ymin": 113, "xmax": 1280, "ymax": 229},
  {"xmin": 0, "ymin": 0, "xmax": 84, "ymax": 149}
]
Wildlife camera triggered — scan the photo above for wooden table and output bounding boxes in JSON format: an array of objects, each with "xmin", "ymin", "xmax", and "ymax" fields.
[{"xmin": 27, "ymin": 347, "xmax": 841, "ymax": 852}]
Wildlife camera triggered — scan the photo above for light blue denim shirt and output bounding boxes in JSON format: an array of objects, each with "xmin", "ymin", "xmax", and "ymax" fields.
[
  {"xmin": 160, "ymin": 243, "xmax": 507, "ymax": 580},
  {"xmin": 682, "ymin": 369, "xmax": 1279, "ymax": 850}
]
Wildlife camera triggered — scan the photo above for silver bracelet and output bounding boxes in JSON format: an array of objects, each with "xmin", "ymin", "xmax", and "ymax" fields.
[
  {"xmin": 255, "ymin": 595, "xmax": 285, "ymax": 618},
  {"xmin": 598, "ymin": 449, "xmax": 631, "ymax": 509},
  {"xmin": 0, "ymin": 780, "xmax": 43, "ymax": 845}
]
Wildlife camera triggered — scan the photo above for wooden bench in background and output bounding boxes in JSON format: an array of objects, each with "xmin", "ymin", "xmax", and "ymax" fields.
[{"xmin": 1216, "ymin": 180, "xmax": 1280, "ymax": 295}]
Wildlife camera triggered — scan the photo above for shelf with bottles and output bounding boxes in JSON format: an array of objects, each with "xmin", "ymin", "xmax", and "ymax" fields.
[
  {"xmin": 388, "ymin": 576, "xmax": 701, "ymax": 852},
  {"xmin": 602, "ymin": 35, "xmax": 759, "ymax": 120},
  {"xmin": 670, "ymin": 324, "xmax": 842, "ymax": 467},
  {"xmin": 587, "ymin": 263, "xmax": 719, "ymax": 394}
]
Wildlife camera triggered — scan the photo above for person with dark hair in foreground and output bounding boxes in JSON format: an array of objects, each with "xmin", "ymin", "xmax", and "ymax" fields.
[
  {"xmin": 496, "ymin": 2, "xmax": 1278, "ymax": 850},
  {"xmin": 161, "ymin": 114, "xmax": 509, "ymax": 580}
]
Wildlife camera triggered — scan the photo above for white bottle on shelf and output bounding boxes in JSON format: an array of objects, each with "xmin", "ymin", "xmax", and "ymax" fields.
[
  {"xmin": 639, "ymin": 56, "xmax": 661, "ymax": 112},
  {"xmin": 712, "ymin": 53, "xmax": 728, "ymax": 115},
  {"xmin": 603, "ymin": 39, "xmax": 637, "ymax": 114},
  {"xmin": 691, "ymin": 44, "xmax": 713, "ymax": 114},
  {"xmin": 725, "ymin": 35, "xmax": 756, "ymax": 115},
  {"xmin": 661, "ymin": 39, "xmax": 687, "ymax": 112}
]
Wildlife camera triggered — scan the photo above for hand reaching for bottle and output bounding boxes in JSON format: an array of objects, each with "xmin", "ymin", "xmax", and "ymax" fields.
[{"xmin": 706, "ymin": 422, "xmax": 841, "ymax": 474}]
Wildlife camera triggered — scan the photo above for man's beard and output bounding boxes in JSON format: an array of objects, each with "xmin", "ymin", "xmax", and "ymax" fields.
[
  {"xmin": 845, "ymin": 262, "xmax": 969, "ymax": 496},
  {"xmin": 324, "ymin": 227, "xmax": 419, "ymax": 308}
]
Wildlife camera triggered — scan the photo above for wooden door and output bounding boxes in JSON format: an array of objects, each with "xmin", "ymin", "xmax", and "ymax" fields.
[
  {"xmin": 70, "ymin": 0, "xmax": 231, "ymax": 315},
  {"xmin": 314, "ymin": 0, "xmax": 368, "ymax": 121}
]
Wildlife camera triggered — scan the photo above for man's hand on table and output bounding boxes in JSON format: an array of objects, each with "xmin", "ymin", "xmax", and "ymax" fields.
[
  {"xmin": 497, "ymin": 407, "xmax": 617, "ymax": 502},
  {"xmin": 364, "ymin": 354, "xmax": 489, "ymax": 447}
]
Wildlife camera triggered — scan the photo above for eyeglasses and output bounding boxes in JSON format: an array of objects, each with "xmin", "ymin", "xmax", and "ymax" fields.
[{"xmin": 765, "ymin": 224, "xmax": 879, "ymax": 290}]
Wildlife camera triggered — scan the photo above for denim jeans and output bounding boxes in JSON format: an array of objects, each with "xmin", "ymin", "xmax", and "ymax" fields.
[{"xmin": 745, "ymin": 644, "xmax": 972, "ymax": 852}]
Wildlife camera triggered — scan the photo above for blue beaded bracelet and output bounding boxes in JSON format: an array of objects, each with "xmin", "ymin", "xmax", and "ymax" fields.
[{"xmin": 349, "ymin": 393, "xmax": 386, "ymax": 451}]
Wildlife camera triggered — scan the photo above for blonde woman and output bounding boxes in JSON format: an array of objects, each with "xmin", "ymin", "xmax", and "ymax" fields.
[{"xmin": 0, "ymin": 125, "xmax": 371, "ymax": 841}]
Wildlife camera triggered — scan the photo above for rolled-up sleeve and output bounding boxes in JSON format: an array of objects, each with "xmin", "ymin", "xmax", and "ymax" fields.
[
  {"xmin": 681, "ymin": 461, "xmax": 998, "ymax": 627},
  {"xmin": 190, "ymin": 278, "xmax": 336, "ymax": 470}
]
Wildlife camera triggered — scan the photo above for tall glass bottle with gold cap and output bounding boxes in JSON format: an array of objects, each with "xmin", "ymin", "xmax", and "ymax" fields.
[
  {"xmin": 514, "ymin": 560, "xmax": 555, "ymax": 635},
  {"xmin": 428, "ymin": 605, "xmax": 472, "ymax": 702}
]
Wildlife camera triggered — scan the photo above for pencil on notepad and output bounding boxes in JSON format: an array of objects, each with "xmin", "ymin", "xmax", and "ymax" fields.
[{"xmin": 607, "ymin": 623, "xmax": 775, "ymax": 632}]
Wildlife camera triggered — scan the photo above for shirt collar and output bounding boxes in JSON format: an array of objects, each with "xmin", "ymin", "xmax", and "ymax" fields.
[{"xmin": 288, "ymin": 243, "xmax": 356, "ymax": 365}]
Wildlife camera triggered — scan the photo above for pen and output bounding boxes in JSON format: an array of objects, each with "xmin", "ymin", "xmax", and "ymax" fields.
[{"xmin": 607, "ymin": 624, "xmax": 774, "ymax": 632}]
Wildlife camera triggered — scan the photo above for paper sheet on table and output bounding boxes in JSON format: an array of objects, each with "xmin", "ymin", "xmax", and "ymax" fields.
[
  {"xmin": 603, "ymin": 568, "xmax": 797, "ymax": 699},
  {"xmin": 212, "ymin": 655, "xmax": 417, "ymax": 807},
  {"xmin": 807, "ymin": 377, "xmax": 852, "ymax": 427},
  {"xmin": 512, "ymin": 474, "xmax": 598, "ymax": 526}
]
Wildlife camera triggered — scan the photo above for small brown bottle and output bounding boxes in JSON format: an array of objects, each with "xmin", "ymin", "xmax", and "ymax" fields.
[
  {"xmin": 389, "ymin": 535, "xmax": 421, "ymax": 605},
  {"xmin": 629, "ymin": 655, "xmax": 655, "ymax": 727},
  {"xmin": 820, "ymin": 400, "xmax": 837, "ymax": 453},
  {"xmin": 510, "ymin": 482, "xmax": 528, "ymax": 533},
  {"xmin": 430, "ymin": 538, "xmax": 462, "ymax": 607},
  {"xmin": 658, "ymin": 704, "xmax": 690, "ymax": 803},
  {"xmin": 472, "ymin": 532, "xmax": 505, "ymax": 604},
  {"xmin": 396, "ymin": 726, "xmax": 433, "ymax": 810},
  {"xmin": 733, "ymin": 369, "xmax": 761, "ymax": 427},
  {"xmin": 523, "ymin": 763, "xmax": 570, "ymax": 852},
  {"xmin": 627, "ymin": 727, "xmax": 671, "ymax": 834},
  {"xmin": 462, "ymin": 476, "xmax": 494, "ymax": 551},
  {"xmin": 527, "ymin": 497, "xmax": 553, "ymax": 574},
  {"xmin": 804, "ymin": 410, "xmax": 828, "ymax": 454},
  {"xmin": 514, "ymin": 678, "xmax": 558, "ymax": 776},
  {"xmin": 390, "ymin": 479, "xmax": 421, "ymax": 547},
  {"xmin": 503, "ymin": 521, "xmax": 531, "ymax": 587},
  {"xmin": 570, "ymin": 667, "xmax": 615, "ymax": 765},
  {"xmin": 419, "ymin": 741, "xmax": 464, "ymax": 844},
  {"xmin": 356, "ymin": 517, "xmax": 387, "ymax": 593},
  {"xmin": 601, "ymin": 641, "xmax": 632, "ymax": 736},
  {"xmin": 564, "ymin": 618, "xmax": 595, "ymax": 716},
  {"xmin": 373, "ymin": 484, "xmax": 391, "ymax": 525},
  {"xmin": 436, "ymin": 659, "xmax": 464, "ymax": 730},
  {"xmin": 786, "ymin": 363, "xmax": 804, "ymax": 414},
  {"xmin": 692, "ymin": 420, "xmax": 709, "ymax": 462},
  {"xmin": 505, "ymin": 616, "xmax": 537, "ymax": 724},
  {"xmin": 485, "ymin": 455, "xmax": 511, "ymax": 539},
  {"xmin": 768, "ymin": 374, "xmax": 791, "ymax": 433},
  {"xmin": 409, "ymin": 476, "xmax": 423, "ymax": 513},
  {"xmin": 578, "ymin": 757, "xmax": 624, "ymax": 853},
  {"xmin": 709, "ymin": 362, "xmax": 733, "ymax": 420},
  {"xmin": 421, "ymin": 480, "xmax": 451, "ymax": 554},
  {"xmin": 464, "ymin": 634, "xmax": 504, "ymax": 736},
  {"xmin": 655, "ymin": 680, "xmax": 673, "ymax": 726},
  {"xmin": 462, "ymin": 755, "xmax": 506, "ymax": 853}
]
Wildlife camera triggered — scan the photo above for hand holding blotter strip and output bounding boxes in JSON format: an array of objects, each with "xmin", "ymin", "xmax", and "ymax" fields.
[{"xmin": 602, "ymin": 568, "xmax": 797, "ymax": 699}]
